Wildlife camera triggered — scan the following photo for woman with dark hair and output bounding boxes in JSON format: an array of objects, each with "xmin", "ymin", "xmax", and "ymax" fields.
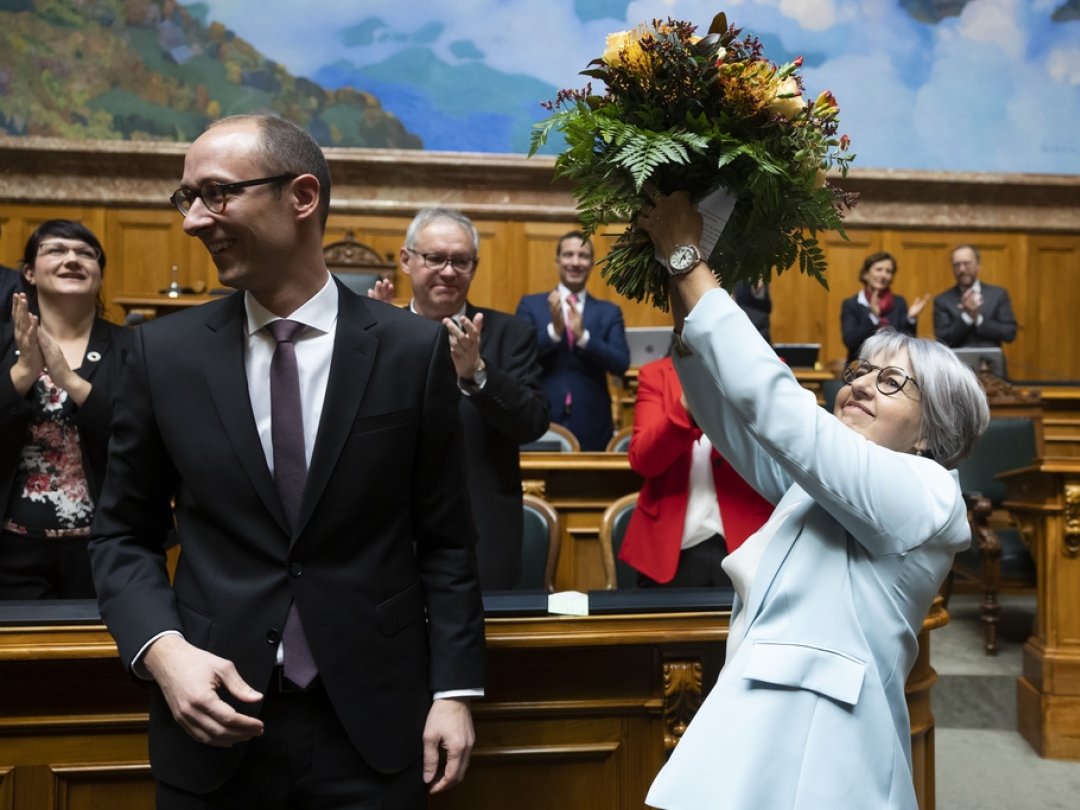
[
  {"xmin": 0, "ymin": 220, "xmax": 131, "ymax": 598},
  {"xmin": 840, "ymin": 251, "xmax": 929, "ymax": 364}
]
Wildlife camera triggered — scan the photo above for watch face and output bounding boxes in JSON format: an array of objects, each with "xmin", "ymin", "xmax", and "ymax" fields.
[{"xmin": 671, "ymin": 245, "xmax": 699, "ymax": 272}]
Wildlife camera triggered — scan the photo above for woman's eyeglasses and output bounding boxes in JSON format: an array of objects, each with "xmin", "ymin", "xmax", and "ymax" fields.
[{"xmin": 842, "ymin": 361, "xmax": 919, "ymax": 396}]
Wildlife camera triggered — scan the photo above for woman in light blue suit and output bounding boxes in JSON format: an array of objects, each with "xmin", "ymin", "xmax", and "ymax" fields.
[{"xmin": 638, "ymin": 193, "xmax": 990, "ymax": 810}]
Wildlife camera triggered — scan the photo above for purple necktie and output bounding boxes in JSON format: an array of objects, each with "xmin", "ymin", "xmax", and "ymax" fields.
[{"xmin": 267, "ymin": 319, "xmax": 317, "ymax": 688}]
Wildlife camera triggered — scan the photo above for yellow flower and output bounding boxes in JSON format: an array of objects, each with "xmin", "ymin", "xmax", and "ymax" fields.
[
  {"xmin": 814, "ymin": 90, "xmax": 839, "ymax": 118},
  {"xmin": 602, "ymin": 28, "xmax": 652, "ymax": 75},
  {"xmin": 766, "ymin": 76, "xmax": 804, "ymax": 121}
]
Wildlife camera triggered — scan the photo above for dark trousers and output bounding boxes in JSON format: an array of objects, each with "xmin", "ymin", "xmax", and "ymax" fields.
[
  {"xmin": 0, "ymin": 530, "xmax": 95, "ymax": 599},
  {"xmin": 637, "ymin": 533, "xmax": 732, "ymax": 589},
  {"xmin": 156, "ymin": 676, "xmax": 426, "ymax": 810}
]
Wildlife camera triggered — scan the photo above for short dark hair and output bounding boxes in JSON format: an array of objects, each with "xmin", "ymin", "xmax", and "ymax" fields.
[
  {"xmin": 858, "ymin": 251, "xmax": 896, "ymax": 282},
  {"xmin": 951, "ymin": 243, "xmax": 981, "ymax": 263},
  {"xmin": 556, "ymin": 230, "xmax": 592, "ymax": 258},
  {"xmin": 21, "ymin": 219, "xmax": 106, "ymax": 317},
  {"xmin": 210, "ymin": 114, "xmax": 332, "ymax": 230}
]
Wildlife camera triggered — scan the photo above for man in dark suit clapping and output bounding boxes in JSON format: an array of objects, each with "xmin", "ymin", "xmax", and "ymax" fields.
[
  {"xmin": 933, "ymin": 243, "xmax": 1018, "ymax": 349},
  {"xmin": 370, "ymin": 207, "xmax": 550, "ymax": 589},
  {"xmin": 89, "ymin": 115, "xmax": 486, "ymax": 809}
]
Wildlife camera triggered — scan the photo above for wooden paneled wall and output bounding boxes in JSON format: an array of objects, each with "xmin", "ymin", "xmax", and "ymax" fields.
[{"xmin": 1, "ymin": 137, "xmax": 1077, "ymax": 379}]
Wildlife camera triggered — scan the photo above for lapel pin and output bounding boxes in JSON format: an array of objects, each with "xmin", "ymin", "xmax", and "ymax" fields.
[{"xmin": 87, "ymin": 351, "xmax": 102, "ymax": 363}]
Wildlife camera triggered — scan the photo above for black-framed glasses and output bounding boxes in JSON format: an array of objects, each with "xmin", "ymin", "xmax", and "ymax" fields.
[
  {"xmin": 405, "ymin": 247, "xmax": 476, "ymax": 274},
  {"xmin": 842, "ymin": 360, "xmax": 919, "ymax": 396},
  {"xmin": 37, "ymin": 241, "xmax": 102, "ymax": 263},
  {"xmin": 169, "ymin": 173, "xmax": 298, "ymax": 217}
]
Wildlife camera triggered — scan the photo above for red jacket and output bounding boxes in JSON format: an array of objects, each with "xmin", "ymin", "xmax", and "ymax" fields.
[{"xmin": 618, "ymin": 357, "xmax": 773, "ymax": 583}]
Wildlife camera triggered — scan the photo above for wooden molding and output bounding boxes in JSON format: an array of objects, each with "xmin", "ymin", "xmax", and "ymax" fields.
[{"xmin": 661, "ymin": 659, "xmax": 704, "ymax": 752}]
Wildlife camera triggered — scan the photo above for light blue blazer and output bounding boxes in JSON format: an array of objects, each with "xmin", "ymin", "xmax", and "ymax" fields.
[{"xmin": 647, "ymin": 288, "xmax": 970, "ymax": 810}]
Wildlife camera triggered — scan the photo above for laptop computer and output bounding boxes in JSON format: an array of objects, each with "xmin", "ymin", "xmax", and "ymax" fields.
[
  {"xmin": 626, "ymin": 327, "xmax": 674, "ymax": 367},
  {"xmin": 773, "ymin": 343, "xmax": 820, "ymax": 368},
  {"xmin": 952, "ymin": 347, "xmax": 1006, "ymax": 379}
]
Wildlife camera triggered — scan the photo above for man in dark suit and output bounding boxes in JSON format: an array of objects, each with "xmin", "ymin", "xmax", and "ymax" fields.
[
  {"xmin": 88, "ymin": 115, "xmax": 485, "ymax": 809},
  {"xmin": 371, "ymin": 207, "xmax": 549, "ymax": 589},
  {"xmin": 515, "ymin": 232, "xmax": 630, "ymax": 451},
  {"xmin": 934, "ymin": 243, "xmax": 1018, "ymax": 349}
]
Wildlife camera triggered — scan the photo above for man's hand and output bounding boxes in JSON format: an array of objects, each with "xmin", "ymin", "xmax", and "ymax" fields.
[
  {"xmin": 959, "ymin": 287, "xmax": 983, "ymax": 318},
  {"xmin": 443, "ymin": 312, "xmax": 484, "ymax": 380},
  {"xmin": 546, "ymin": 289, "xmax": 564, "ymax": 338},
  {"xmin": 143, "ymin": 634, "xmax": 264, "ymax": 747},
  {"xmin": 367, "ymin": 278, "xmax": 396, "ymax": 303},
  {"xmin": 422, "ymin": 697, "xmax": 475, "ymax": 793}
]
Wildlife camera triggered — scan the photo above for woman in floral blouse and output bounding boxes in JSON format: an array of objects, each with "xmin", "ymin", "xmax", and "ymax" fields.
[{"xmin": 0, "ymin": 220, "xmax": 132, "ymax": 598}]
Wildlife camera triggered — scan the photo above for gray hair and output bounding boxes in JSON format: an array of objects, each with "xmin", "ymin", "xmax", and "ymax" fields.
[
  {"xmin": 404, "ymin": 208, "xmax": 479, "ymax": 254},
  {"xmin": 859, "ymin": 329, "xmax": 990, "ymax": 469}
]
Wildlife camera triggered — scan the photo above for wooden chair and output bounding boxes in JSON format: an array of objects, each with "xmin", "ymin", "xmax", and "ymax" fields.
[
  {"xmin": 322, "ymin": 231, "xmax": 396, "ymax": 295},
  {"xmin": 947, "ymin": 417, "xmax": 1038, "ymax": 654},
  {"xmin": 598, "ymin": 493, "xmax": 639, "ymax": 589},
  {"xmin": 605, "ymin": 426, "xmax": 633, "ymax": 453},
  {"xmin": 517, "ymin": 494, "xmax": 561, "ymax": 592},
  {"xmin": 520, "ymin": 422, "xmax": 581, "ymax": 453}
]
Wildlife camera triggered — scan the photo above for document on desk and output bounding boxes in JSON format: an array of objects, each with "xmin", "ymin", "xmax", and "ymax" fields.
[{"xmin": 548, "ymin": 591, "xmax": 590, "ymax": 616}]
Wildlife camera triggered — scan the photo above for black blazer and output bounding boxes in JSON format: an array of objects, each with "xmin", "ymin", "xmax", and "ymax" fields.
[
  {"xmin": 933, "ymin": 282, "xmax": 1018, "ymax": 348},
  {"xmin": 840, "ymin": 293, "xmax": 916, "ymax": 364},
  {"xmin": 459, "ymin": 304, "xmax": 549, "ymax": 589},
  {"xmin": 89, "ymin": 283, "xmax": 486, "ymax": 793},
  {"xmin": 0, "ymin": 317, "xmax": 132, "ymax": 520}
]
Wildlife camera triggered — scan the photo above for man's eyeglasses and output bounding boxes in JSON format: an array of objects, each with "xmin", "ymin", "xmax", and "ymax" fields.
[
  {"xmin": 842, "ymin": 361, "xmax": 919, "ymax": 396},
  {"xmin": 405, "ymin": 247, "xmax": 476, "ymax": 274},
  {"xmin": 37, "ymin": 242, "xmax": 101, "ymax": 263},
  {"xmin": 169, "ymin": 174, "xmax": 298, "ymax": 217}
]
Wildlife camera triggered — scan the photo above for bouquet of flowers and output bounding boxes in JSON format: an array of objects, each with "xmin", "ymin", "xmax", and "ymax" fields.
[{"xmin": 530, "ymin": 11, "xmax": 857, "ymax": 310}]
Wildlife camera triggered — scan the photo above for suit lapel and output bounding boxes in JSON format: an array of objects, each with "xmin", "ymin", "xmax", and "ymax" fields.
[
  {"xmin": 295, "ymin": 287, "xmax": 379, "ymax": 539},
  {"xmin": 78, "ymin": 319, "xmax": 111, "ymax": 384},
  {"xmin": 739, "ymin": 489, "xmax": 812, "ymax": 627},
  {"xmin": 202, "ymin": 294, "xmax": 290, "ymax": 533}
]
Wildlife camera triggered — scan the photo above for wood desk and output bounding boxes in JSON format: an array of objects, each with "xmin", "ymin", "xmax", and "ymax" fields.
[
  {"xmin": 0, "ymin": 598, "xmax": 947, "ymax": 810},
  {"xmin": 113, "ymin": 293, "xmax": 218, "ymax": 320},
  {"xmin": 1002, "ymin": 461, "xmax": 1080, "ymax": 760}
]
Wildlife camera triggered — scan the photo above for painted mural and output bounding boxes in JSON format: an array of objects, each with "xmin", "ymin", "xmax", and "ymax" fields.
[{"xmin": 1, "ymin": 0, "xmax": 1077, "ymax": 173}]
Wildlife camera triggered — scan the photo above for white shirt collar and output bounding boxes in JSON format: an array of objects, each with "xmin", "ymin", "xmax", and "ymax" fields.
[{"xmin": 244, "ymin": 274, "xmax": 338, "ymax": 337}]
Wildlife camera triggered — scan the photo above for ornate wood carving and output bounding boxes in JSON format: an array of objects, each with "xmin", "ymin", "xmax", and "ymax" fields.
[
  {"xmin": 981, "ymin": 373, "xmax": 1042, "ymax": 404},
  {"xmin": 662, "ymin": 659, "xmax": 704, "ymax": 752},
  {"xmin": 1065, "ymin": 483, "xmax": 1080, "ymax": 558},
  {"xmin": 521, "ymin": 479, "xmax": 547, "ymax": 498}
]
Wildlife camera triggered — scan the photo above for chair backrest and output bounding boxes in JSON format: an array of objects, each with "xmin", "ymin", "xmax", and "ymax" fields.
[
  {"xmin": 517, "ymin": 494, "xmax": 560, "ymax": 592},
  {"xmin": 606, "ymin": 426, "xmax": 633, "ymax": 453},
  {"xmin": 323, "ymin": 231, "xmax": 396, "ymax": 295},
  {"xmin": 956, "ymin": 417, "xmax": 1037, "ymax": 504},
  {"xmin": 821, "ymin": 378, "xmax": 845, "ymax": 414},
  {"xmin": 521, "ymin": 422, "xmax": 581, "ymax": 453},
  {"xmin": 598, "ymin": 492, "xmax": 639, "ymax": 589}
]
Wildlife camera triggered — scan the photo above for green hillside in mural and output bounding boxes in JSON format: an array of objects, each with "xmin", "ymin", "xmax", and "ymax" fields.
[{"xmin": 0, "ymin": 0, "xmax": 422, "ymax": 147}]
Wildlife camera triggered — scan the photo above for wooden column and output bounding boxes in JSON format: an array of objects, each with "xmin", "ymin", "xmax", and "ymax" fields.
[{"xmin": 1002, "ymin": 461, "xmax": 1080, "ymax": 759}]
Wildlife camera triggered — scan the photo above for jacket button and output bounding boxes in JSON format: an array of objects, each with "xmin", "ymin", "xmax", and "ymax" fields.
[
  {"xmin": 266, "ymin": 628, "xmax": 280, "ymax": 644},
  {"xmin": 289, "ymin": 562, "xmax": 303, "ymax": 576}
]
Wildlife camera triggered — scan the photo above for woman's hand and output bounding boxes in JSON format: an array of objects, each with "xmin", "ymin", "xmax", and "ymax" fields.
[
  {"xmin": 10, "ymin": 293, "xmax": 44, "ymax": 396},
  {"xmin": 908, "ymin": 293, "xmax": 930, "ymax": 320},
  {"xmin": 37, "ymin": 326, "xmax": 92, "ymax": 407}
]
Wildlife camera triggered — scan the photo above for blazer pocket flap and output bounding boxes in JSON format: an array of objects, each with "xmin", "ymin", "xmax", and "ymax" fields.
[
  {"xmin": 376, "ymin": 581, "xmax": 426, "ymax": 636},
  {"xmin": 351, "ymin": 407, "xmax": 414, "ymax": 436},
  {"xmin": 743, "ymin": 641, "xmax": 866, "ymax": 706}
]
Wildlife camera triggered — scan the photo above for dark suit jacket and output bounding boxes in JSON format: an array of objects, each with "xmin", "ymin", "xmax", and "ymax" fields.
[
  {"xmin": 514, "ymin": 291, "xmax": 630, "ymax": 451},
  {"xmin": 840, "ymin": 293, "xmax": 916, "ymax": 364},
  {"xmin": 0, "ymin": 318, "xmax": 132, "ymax": 522},
  {"xmin": 618, "ymin": 358, "xmax": 772, "ymax": 583},
  {"xmin": 89, "ymin": 282, "xmax": 486, "ymax": 793},
  {"xmin": 0, "ymin": 266, "xmax": 21, "ymax": 322},
  {"xmin": 933, "ymin": 282, "xmax": 1018, "ymax": 348},
  {"xmin": 459, "ymin": 304, "xmax": 549, "ymax": 589}
]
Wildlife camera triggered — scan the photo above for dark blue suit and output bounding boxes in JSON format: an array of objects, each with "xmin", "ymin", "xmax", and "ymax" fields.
[{"xmin": 515, "ymin": 291, "xmax": 629, "ymax": 451}]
